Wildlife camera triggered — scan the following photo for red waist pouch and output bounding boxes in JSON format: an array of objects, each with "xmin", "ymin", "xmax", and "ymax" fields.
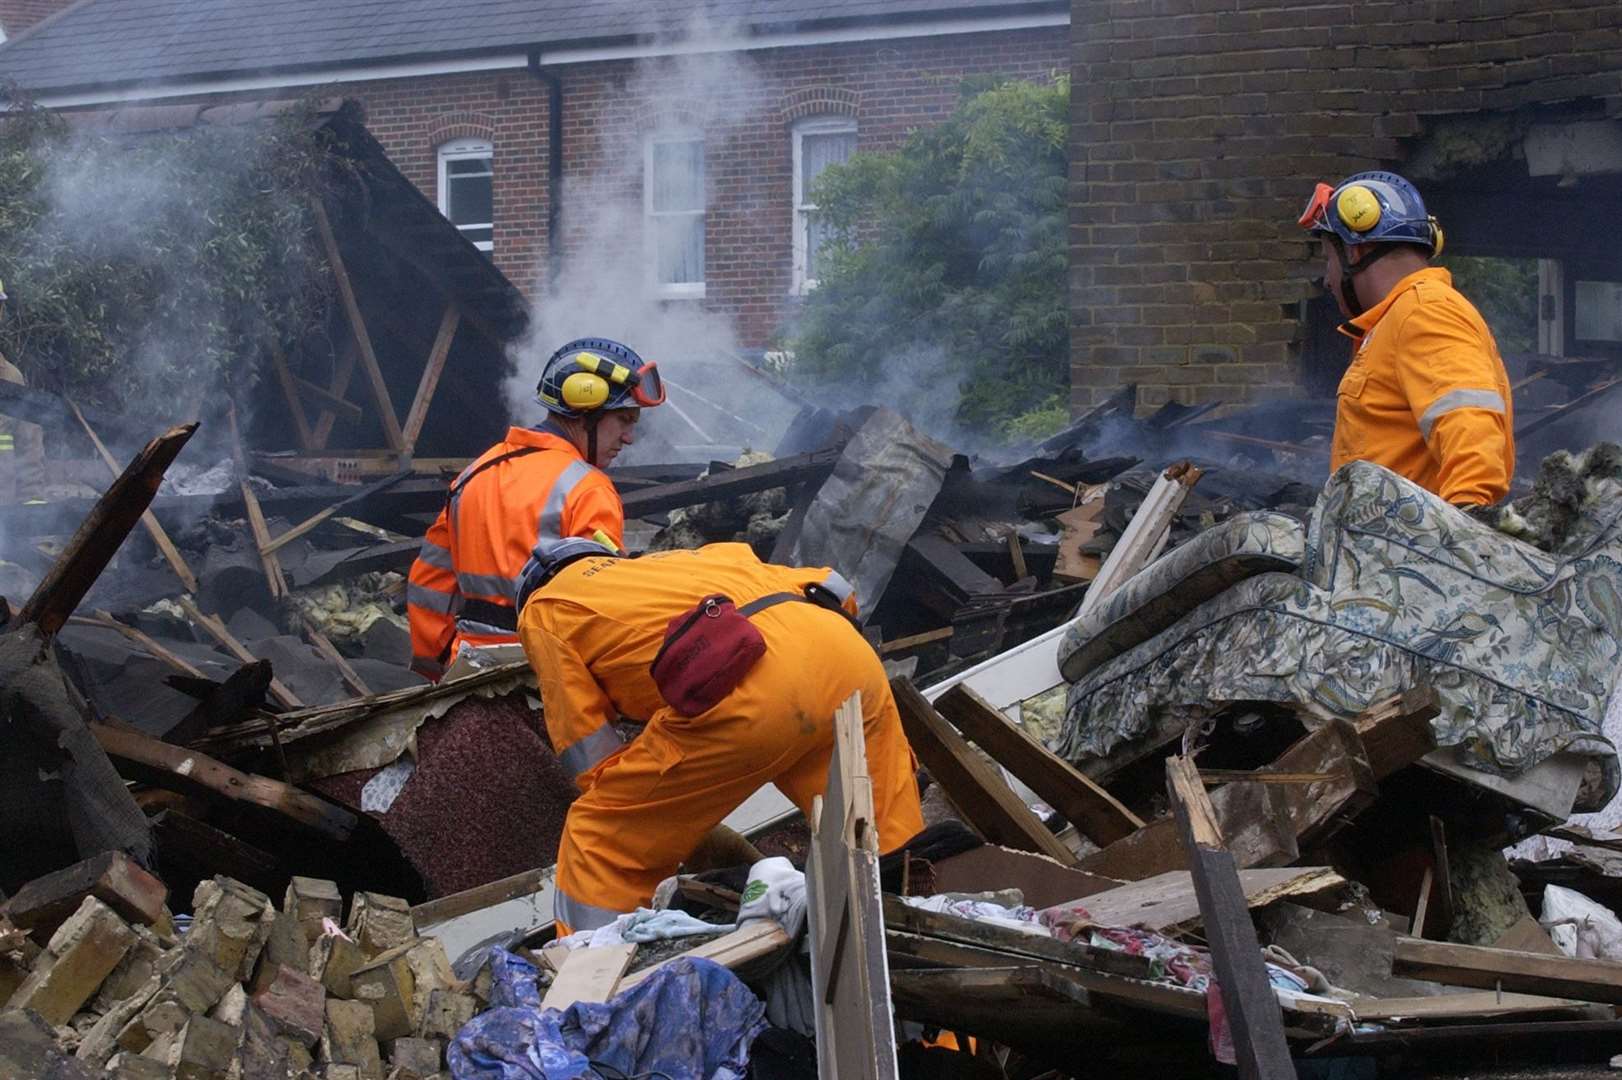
[{"xmin": 650, "ymin": 594, "xmax": 767, "ymax": 717}]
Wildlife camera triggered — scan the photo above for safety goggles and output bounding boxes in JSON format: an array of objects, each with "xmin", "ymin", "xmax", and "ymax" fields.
[
  {"xmin": 1297, "ymin": 182, "xmax": 1335, "ymax": 232},
  {"xmin": 625, "ymin": 361, "xmax": 665, "ymax": 408}
]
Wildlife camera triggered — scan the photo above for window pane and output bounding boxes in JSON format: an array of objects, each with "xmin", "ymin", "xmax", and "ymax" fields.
[
  {"xmin": 652, "ymin": 141, "xmax": 704, "ymax": 212},
  {"xmin": 459, "ymin": 225, "xmax": 493, "ymax": 247},
  {"xmin": 448, "ymin": 173, "xmax": 492, "ymax": 227},
  {"xmin": 1576, "ymin": 280, "xmax": 1622, "ymax": 342},
  {"xmin": 800, "ymin": 131, "xmax": 854, "ymax": 205},
  {"xmin": 655, "ymin": 214, "xmax": 704, "ymax": 285},
  {"xmin": 806, "ymin": 213, "xmax": 836, "ymax": 282},
  {"xmin": 447, "ymin": 156, "xmax": 492, "ymax": 177}
]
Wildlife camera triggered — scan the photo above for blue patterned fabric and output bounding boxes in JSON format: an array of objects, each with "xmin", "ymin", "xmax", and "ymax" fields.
[
  {"xmin": 1059, "ymin": 461, "xmax": 1622, "ymax": 810},
  {"xmin": 449, "ymin": 951, "xmax": 767, "ymax": 1080},
  {"xmin": 1059, "ymin": 511, "xmax": 1306, "ymax": 683}
]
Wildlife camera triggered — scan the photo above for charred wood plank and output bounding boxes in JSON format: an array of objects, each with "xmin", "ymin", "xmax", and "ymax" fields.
[
  {"xmin": 1166, "ymin": 754, "xmax": 1295, "ymax": 1080},
  {"xmin": 933, "ymin": 683, "xmax": 1143, "ymax": 847},
  {"xmin": 91, "ymin": 721, "xmax": 356, "ymax": 841},
  {"xmin": 619, "ymin": 446, "xmax": 842, "ymax": 518},
  {"xmin": 15, "ymin": 422, "xmax": 197, "ymax": 635},
  {"xmin": 891, "ymin": 676, "xmax": 1080, "ymax": 866}
]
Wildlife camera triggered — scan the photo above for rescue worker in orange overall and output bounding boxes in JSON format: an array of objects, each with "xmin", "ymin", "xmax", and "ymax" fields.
[
  {"xmin": 1298, "ymin": 171, "xmax": 1514, "ymax": 507},
  {"xmin": 515, "ymin": 541, "xmax": 926, "ymax": 934},
  {"xmin": 406, "ymin": 338, "xmax": 665, "ymax": 681}
]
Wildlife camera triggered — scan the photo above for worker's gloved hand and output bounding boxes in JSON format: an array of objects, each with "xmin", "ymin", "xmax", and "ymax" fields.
[{"xmin": 738, "ymin": 856, "xmax": 807, "ymax": 940}]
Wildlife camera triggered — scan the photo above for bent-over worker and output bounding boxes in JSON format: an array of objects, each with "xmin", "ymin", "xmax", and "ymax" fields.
[
  {"xmin": 406, "ymin": 337, "xmax": 664, "ymax": 681},
  {"xmin": 516, "ymin": 541, "xmax": 926, "ymax": 934},
  {"xmin": 1299, "ymin": 171, "xmax": 1514, "ymax": 507}
]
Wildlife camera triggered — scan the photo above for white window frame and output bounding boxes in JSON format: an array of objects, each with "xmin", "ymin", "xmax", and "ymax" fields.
[
  {"xmin": 437, "ymin": 137, "xmax": 494, "ymax": 253},
  {"xmin": 644, "ymin": 132, "xmax": 707, "ymax": 300},
  {"xmin": 792, "ymin": 115, "xmax": 858, "ymax": 295}
]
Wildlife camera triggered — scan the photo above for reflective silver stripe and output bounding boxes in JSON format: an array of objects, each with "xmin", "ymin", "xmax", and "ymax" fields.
[
  {"xmin": 407, "ymin": 582, "xmax": 457, "ymax": 614},
  {"xmin": 818, "ymin": 569, "xmax": 855, "ymax": 605},
  {"xmin": 528, "ymin": 459, "xmax": 594, "ymax": 569},
  {"xmin": 416, "ymin": 540, "xmax": 453, "ymax": 570},
  {"xmin": 1418, "ymin": 388, "xmax": 1507, "ymax": 440},
  {"xmin": 553, "ymin": 887, "xmax": 623, "ymax": 933},
  {"xmin": 558, "ymin": 723, "xmax": 626, "ymax": 777},
  {"xmin": 455, "ymin": 619, "xmax": 518, "ymax": 639},
  {"xmin": 456, "ymin": 571, "xmax": 519, "ymax": 600}
]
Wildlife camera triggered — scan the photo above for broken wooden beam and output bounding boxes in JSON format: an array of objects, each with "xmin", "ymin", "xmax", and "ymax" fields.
[
  {"xmin": 1076, "ymin": 460, "xmax": 1201, "ymax": 618},
  {"xmin": 1353, "ymin": 687, "xmax": 1440, "ymax": 779},
  {"xmin": 401, "ymin": 304, "xmax": 460, "ymax": 453},
  {"xmin": 891, "ymin": 676, "xmax": 1080, "ymax": 866},
  {"xmin": 311, "ymin": 197, "xmax": 406, "ymax": 452},
  {"xmin": 1392, "ymin": 937, "xmax": 1622, "ymax": 1005},
  {"xmin": 1080, "ymin": 718, "xmax": 1379, "ymax": 881},
  {"xmin": 617, "ymin": 921, "xmax": 790, "ymax": 993},
  {"xmin": 72, "ymin": 402, "xmax": 201, "ymax": 595},
  {"xmin": 619, "ymin": 445, "xmax": 842, "ymax": 518},
  {"xmin": 807, "ymin": 691, "xmax": 899, "ymax": 1080},
  {"xmin": 68, "ymin": 611, "xmax": 206, "ymax": 679},
  {"xmin": 16, "ymin": 422, "xmax": 197, "ymax": 635},
  {"xmin": 262, "ymin": 468, "xmax": 413, "ymax": 556},
  {"xmin": 932, "ymin": 683, "xmax": 1143, "ymax": 847},
  {"xmin": 300, "ymin": 615, "xmax": 372, "ymax": 699},
  {"xmin": 1166, "ymin": 753, "xmax": 1295, "ymax": 1080},
  {"xmin": 90, "ymin": 721, "xmax": 357, "ymax": 841},
  {"xmin": 268, "ymin": 341, "xmax": 317, "ymax": 451},
  {"xmin": 229, "ymin": 404, "xmax": 287, "ymax": 600},
  {"xmin": 176, "ymin": 596, "xmax": 303, "ymax": 709}
]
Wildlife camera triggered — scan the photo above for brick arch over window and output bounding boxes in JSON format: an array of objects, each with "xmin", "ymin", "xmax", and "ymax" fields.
[
  {"xmin": 426, "ymin": 111, "xmax": 496, "ymax": 150},
  {"xmin": 632, "ymin": 101, "xmax": 709, "ymax": 135},
  {"xmin": 780, "ymin": 87, "xmax": 860, "ymax": 126}
]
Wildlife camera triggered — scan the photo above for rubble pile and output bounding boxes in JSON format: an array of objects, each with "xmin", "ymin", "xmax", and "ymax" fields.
[
  {"xmin": 1, "ymin": 865, "xmax": 472, "ymax": 1080},
  {"xmin": 2, "ymin": 386, "xmax": 1622, "ymax": 1078}
]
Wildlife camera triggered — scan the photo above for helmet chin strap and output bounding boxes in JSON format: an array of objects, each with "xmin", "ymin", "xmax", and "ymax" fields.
[{"xmin": 1330, "ymin": 239, "xmax": 1397, "ymax": 318}]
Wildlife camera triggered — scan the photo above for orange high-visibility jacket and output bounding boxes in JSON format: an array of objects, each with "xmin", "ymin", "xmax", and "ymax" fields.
[
  {"xmin": 518, "ymin": 542, "xmax": 862, "ymax": 787},
  {"xmin": 1331, "ymin": 266, "xmax": 1514, "ymax": 506},
  {"xmin": 407, "ymin": 425, "xmax": 622, "ymax": 681}
]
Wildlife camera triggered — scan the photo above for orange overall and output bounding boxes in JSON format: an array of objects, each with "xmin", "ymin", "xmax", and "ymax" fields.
[
  {"xmin": 1331, "ymin": 267, "xmax": 1514, "ymax": 506},
  {"xmin": 407, "ymin": 424, "xmax": 622, "ymax": 681},
  {"xmin": 517, "ymin": 543, "xmax": 925, "ymax": 933}
]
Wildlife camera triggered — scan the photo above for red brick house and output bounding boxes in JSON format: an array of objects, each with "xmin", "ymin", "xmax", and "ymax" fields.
[{"xmin": 1, "ymin": 1, "xmax": 1069, "ymax": 354}]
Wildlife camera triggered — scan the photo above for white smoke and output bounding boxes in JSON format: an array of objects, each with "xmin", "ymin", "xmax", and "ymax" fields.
[{"xmin": 505, "ymin": 17, "xmax": 803, "ymax": 462}]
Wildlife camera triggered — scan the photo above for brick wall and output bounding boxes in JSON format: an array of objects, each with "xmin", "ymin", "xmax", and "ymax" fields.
[
  {"xmin": 0, "ymin": 0, "xmax": 72, "ymax": 37},
  {"xmin": 343, "ymin": 26, "xmax": 1067, "ymax": 348},
  {"xmin": 1068, "ymin": 0, "xmax": 1622, "ymax": 413}
]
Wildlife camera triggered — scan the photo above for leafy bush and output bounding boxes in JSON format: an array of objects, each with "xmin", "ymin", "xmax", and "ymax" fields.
[
  {"xmin": 0, "ymin": 97, "xmax": 338, "ymax": 416},
  {"xmin": 786, "ymin": 76, "xmax": 1070, "ymax": 443}
]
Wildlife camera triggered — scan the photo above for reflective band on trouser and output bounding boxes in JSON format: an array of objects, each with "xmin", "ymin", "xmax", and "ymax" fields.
[
  {"xmin": 527, "ymin": 459, "xmax": 593, "ymax": 572},
  {"xmin": 558, "ymin": 723, "xmax": 626, "ymax": 778},
  {"xmin": 553, "ymin": 886, "xmax": 622, "ymax": 934},
  {"xmin": 456, "ymin": 570, "xmax": 520, "ymax": 601},
  {"xmin": 407, "ymin": 582, "xmax": 457, "ymax": 614},
  {"xmin": 416, "ymin": 539, "xmax": 453, "ymax": 570},
  {"xmin": 818, "ymin": 569, "xmax": 855, "ymax": 605},
  {"xmin": 1418, "ymin": 388, "xmax": 1507, "ymax": 440}
]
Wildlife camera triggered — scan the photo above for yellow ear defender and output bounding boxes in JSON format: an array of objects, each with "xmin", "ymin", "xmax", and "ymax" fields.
[
  {"xmin": 558, "ymin": 352, "xmax": 634, "ymax": 411},
  {"xmin": 1429, "ymin": 217, "xmax": 1445, "ymax": 257},
  {"xmin": 1335, "ymin": 184, "xmax": 1382, "ymax": 233}
]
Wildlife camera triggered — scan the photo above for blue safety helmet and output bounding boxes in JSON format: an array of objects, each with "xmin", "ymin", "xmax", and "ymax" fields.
[
  {"xmin": 1298, "ymin": 171, "xmax": 1444, "ymax": 256},
  {"xmin": 534, "ymin": 338, "xmax": 665, "ymax": 419}
]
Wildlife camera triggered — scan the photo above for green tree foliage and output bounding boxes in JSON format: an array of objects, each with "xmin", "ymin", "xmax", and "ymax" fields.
[
  {"xmin": 0, "ymin": 98, "xmax": 338, "ymax": 415},
  {"xmin": 1439, "ymin": 254, "xmax": 1538, "ymax": 355},
  {"xmin": 787, "ymin": 76, "xmax": 1070, "ymax": 441}
]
